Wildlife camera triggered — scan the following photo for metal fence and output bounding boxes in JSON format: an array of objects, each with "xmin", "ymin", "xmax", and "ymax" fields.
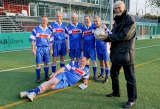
[{"xmin": 136, "ymin": 22, "xmax": 160, "ymax": 39}]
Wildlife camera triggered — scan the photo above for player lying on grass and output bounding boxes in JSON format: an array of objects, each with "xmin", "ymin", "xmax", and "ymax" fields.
[{"xmin": 20, "ymin": 57, "xmax": 89, "ymax": 102}]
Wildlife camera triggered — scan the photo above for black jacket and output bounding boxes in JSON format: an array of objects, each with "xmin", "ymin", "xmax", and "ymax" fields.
[{"xmin": 104, "ymin": 11, "xmax": 136, "ymax": 65}]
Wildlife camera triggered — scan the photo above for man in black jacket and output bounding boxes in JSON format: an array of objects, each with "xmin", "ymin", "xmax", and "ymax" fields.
[{"xmin": 103, "ymin": 1, "xmax": 137, "ymax": 108}]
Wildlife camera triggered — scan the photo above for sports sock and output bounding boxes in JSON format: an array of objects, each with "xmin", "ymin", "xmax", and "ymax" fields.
[
  {"xmin": 60, "ymin": 62, "xmax": 65, "ymax": 67},
  {"xmin": 36, "ymin": 67, "xmax": 41, "ymax": 80},
  {"xmin": 52, "ymin": 64, "xmax": 56, "ymax": 73},
  {"xmin": 93, "ymin": 65, "xmax": 97, "ymax": 78},
  {"xmin": 28, "ymin": 87, "xmax": 40, "ymax": 94},
  {"xmin": 100, "ymin": 66, "xmax": 105, "ymax": 76},
  {"xmin": 105, "ymin": 67, "xmax": 110, "ymax": 78},
  {"xmin": 44, "ymin": 65, "xmax": 49, "ymax": 78}
]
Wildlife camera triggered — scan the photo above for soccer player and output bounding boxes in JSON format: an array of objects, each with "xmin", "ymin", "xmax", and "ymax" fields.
[
  {"xmin": 20, "ymin": 57, "xmax": 89, "ymax": 102},
  {"xmin": 30, "ymin": 16, "xmax": 53, "ymax": 83},
  {"xmin": 82, "ymin": 15, "xmax": 97, "ymax": 80},
  {"xmin": 94, "ymin": 16, "xmax": 111, "ymax": 83},
  {"xmin": 67, "ymin": 13, "xmax": 83, "ymax": 62},
  {"xmin": 49, "ymin": 12, "xmax": 67, "ymax": 73}
]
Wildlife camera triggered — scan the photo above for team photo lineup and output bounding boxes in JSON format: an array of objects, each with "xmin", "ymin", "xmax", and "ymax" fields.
[{"xmin": 18, "ymin": 1, "xmax": 138, "ymax": 108}]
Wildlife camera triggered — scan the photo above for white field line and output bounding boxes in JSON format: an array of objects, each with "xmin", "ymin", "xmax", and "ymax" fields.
[
  {"xmin": 135, "ymin": 45, "xmax": 160, "ymax": 50},
  {"xmin": 0, "ymin": 59, "xmax": 70, "ymax": 73},
  {"xmin": 0, "ymin": 49, "xmax": 31, "ymax": 54},
  {"xmin": 0, "ymin": 45, "xmax": 159, "ymax": 73},
  {"xmin": 0, "ymin": 44, "xmax": 159, "ymax": 54}
]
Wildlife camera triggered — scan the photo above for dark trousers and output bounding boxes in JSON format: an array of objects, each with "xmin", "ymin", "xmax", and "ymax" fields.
[{"xmin": 110, "ymin": 64, "xmax": 137, "ymax": 102}]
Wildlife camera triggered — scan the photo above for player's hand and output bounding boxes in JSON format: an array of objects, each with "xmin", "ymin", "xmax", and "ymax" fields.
[{"xmin": 32, "ymin": 49, "xmax": 36, "ymax": 55}]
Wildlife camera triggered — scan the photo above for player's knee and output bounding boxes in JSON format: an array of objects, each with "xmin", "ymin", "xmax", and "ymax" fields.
[
  {"xmin": 36, "ymin": 64, "xmax": 41, "ymax": 68},
  {"xmin": 105, "ymin": 61, "xmax": 110, "ymax": 67},
  {"xmin": 60, "ymin": 56, "xmax": 64, "ymax": 61},
  {"xmin": 92, "ymin": 61, "xmax": 97, "ymax": 66}
]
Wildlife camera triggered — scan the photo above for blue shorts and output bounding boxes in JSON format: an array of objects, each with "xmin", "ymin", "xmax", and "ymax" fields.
[
  {"xmin": 96, "ymin": 46, "xmax": 109, "ymax": 62},
  {"xmin": 52, "ymin": 40, "xmax": 66, "ymax": 57},
  {"xmin": 83, "ymin": 47, "xmax": 96, "ymax": 61},
  {"xmin": 55, "ymin": 72, "xmax": 69, "ymax": 89},
  {"xmin": 36, "ymin": 47, "xmax": 50, "ymax": 64},
  {"xmin": 69, "ymin": 48, "xmax": 81, "ymax": 58}
]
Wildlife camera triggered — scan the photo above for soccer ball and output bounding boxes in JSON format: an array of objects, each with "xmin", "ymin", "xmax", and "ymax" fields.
[{"xmin": 94, "ymin": 27, "xmax": 107, "ymax": 40}]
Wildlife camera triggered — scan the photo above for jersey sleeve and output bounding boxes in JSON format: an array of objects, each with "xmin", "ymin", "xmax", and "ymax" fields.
[
  {"xmin": 64, "ymin": 61, "xmax": 73, "ymax": 71},
  {"xmin": 50, "ymin": 35, "xmax": 54, "ymax": 43},
  {"xmin": 29, "ymin": 28, "xmax": 36, "ymax": 42},
  {"xmin": 82, "ymin": 67, "xmax": 90, "ymax": 80},
  {"xmin": 105, "ymin": 27, "xmax": 112, "ymax": 35}
]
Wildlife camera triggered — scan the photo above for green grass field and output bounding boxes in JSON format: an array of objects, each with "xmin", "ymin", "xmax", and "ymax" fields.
[{"xmin": 0, "ymin": 39, "xmax": 160, "ymax": 109}]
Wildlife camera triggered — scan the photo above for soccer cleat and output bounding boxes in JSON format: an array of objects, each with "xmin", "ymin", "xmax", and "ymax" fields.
[
  {"xmin": 98, "ymin": 74, "xmax": 105, "ymax": 79},
  {"xmin": 105, "ymin": 92, "xmax": 120, "ymax": 97},
  {"xmin": 20, "ymin": 91, "xmax": 29, "ymax": 98},
  {"xmin": 26, "ymin": 92, "xmax": 36, "ymax": 102},
  {"xmin": 122, "ymin": 101, "xmax": 136, "ymax": 108},
  {"xmin": 93, "ymin": 76, "xmax": 98, "ymax": 81},
  {"xmin": 45, "ymin": 77, "xmax": 50, "ymax": 81},
  {"xmin": 103, "ymin": 77, "xmax": 109, "ymax": 83},
  {"xmin": 78, "ymin": 83, "xmax": 88, "ymax": 90},
  {"xmin": 36, "ymin": 79, "xmax": 41, "ymax": 83}
]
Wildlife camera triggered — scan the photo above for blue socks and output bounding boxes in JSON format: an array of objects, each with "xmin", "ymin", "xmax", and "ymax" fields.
[
  {"xmin": 36, "ymin": 67, "xmax": 41, "ymax": 80},
  {"xmin": 60, "ymin": 62, "xmax": 65, "ymax": 67},
  {"xmin": 28, "ymin": 87, "xmax": 40, "ymax": 94},
  {"xmin": 44, "ymin": 66, "xmax": 49, "ymax": 78},
  {"xmin": 52, "ymin": 64, "xmax": 56, "ymax": 73},
  {"xmin": 100, "ymin": 67, "xmax": 105, "ymax": 76},
  {"xmin": 93, "ymin": 65, "xmax": 97, "ymax": 78},
  {"xmin": 105, "ymin": 67, "xmax": 110, "ymax": 78}
]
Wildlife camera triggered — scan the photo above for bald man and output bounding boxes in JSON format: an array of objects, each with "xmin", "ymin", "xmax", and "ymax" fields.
[
  {"xmin": 50, "ymin": 12, "xmax": 67, "ymax": 73},
  {"xmin": 67, "ymin": 13, "xmax": 83, "ymax": 62},
  {"xmin": 102, "ymin": 1, "xmax": 137, "ymax": 108}
]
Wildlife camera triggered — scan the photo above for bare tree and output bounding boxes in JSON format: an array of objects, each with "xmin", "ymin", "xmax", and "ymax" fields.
[{"xmin": 148, "ymin": 0, "xmax": 160, "ymax": 7}]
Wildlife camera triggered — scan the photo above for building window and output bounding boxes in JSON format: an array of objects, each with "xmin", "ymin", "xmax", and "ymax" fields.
[{"xmin": 0, "ymin": 0, "xmax": 4, "ymax": 8}]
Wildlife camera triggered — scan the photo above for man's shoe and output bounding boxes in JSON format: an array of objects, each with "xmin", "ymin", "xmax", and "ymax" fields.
[
  {"xmin": 36, "ymin": 79, "xmax": 40, "ymax": 83},
  {"xmin": 103, "ymin": 77, "xmax": 109, "ymax": 83},
  {"xmin": 98, "ymin": 74, "xmax": 105, "ymax": 79},
  {"xmin": 105, "ymin": 93, "xmax": 120, "ymax": 97},
  {"xmin": 26, "ymin": 92, "xmax": 36, "ymax": 102},
  {"xmin": 20, "ymin": 91, "xmax": 29, "ymax": 98},
  {"xmin": 122, "ymin": 101, "xmax": 136, "ymax": 108},
  {"xmin": 45, "ymin": 77, "xmax": 49, "ymax": 81},
  {"xmin": 93, "ymin": 76, "xmax": 98, "ymax": 81}
]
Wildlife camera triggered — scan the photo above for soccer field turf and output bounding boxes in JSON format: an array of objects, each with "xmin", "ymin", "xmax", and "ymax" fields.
[{"xmin": 0, "ymin": 39, "xmax": 160, "ymax": 109}]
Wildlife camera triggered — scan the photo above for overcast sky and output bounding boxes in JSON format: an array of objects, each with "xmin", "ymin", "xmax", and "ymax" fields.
[{"xmin": 129, "ymin": 0, "xmax": 160, "ymax": 16}]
